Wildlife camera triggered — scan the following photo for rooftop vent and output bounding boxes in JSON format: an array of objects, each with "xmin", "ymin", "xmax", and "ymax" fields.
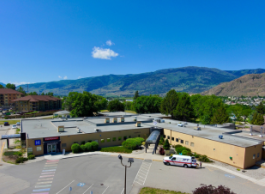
[
  {"xmin": 76, "ymin": 127, "xmax": 81, "ymax": 133},
  {"xmin": 219, "ymin": 135, "xmax": 223, "ymax": 139},
  {"xmin": 94, "ymin": 128, "xmax": 101, "ymax": 132},
  {"xmin": 58, "ymin": 125, "xmax": 64, "ymax": 132}
]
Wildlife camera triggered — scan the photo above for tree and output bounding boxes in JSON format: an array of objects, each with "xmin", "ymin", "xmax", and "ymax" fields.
[
  {"xmin": 28, "ymin": 91, "xmax": 38, "ymax": 95},
  {"xmin": 161, "ymin": 89, "xmax": 179, "ymax": 118},
  {"xmin": 254, "ymin": 113, "xmax": 264, "ymax": 125},
  {"xmin": 252, "ymin": 112, "xmax": 258, "ymax": 124},
  {"xmin": 134, "ymin": 95, "xmax": 162, "ymax": 113},
  {"xmin": 173, "ymin": 92, "xmax": 194, "ymax": 121},
  {"xmin": 210, "ymin": 106, "xmax": 229, "ymax": 124},
  {"xmin": 256, "ymin": 102, "xmax": 265, "ymax": 114},
  {"xmin": 163, "ymin": 139, "xmax": 170, "ymax": 150},
  {"xmin": 16, "ymin": 86, "xmax": 26, "ymax": 95},
  {"xmin": 5, "ymin": 83, "xmax": 16, "ymax": 90},
  {"xmin": 94, "ymin": 95, "xmax": 108, "ymax": 110},
  {"xmin": 0, "ymin": 84, "xmax": 4, "ymax": 88},
  {"xmin": 133, "ymin": 91, "xmax": 139, "ymax": 101},
  {"xmin": 107, "ymin": 99, "xmax": 125, "ymax": 112}
]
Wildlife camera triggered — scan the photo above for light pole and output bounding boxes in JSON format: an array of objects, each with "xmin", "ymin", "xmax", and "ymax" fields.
[{"xmin": 118, "ymin": 155, "xmax": 134, "ymax": 194}]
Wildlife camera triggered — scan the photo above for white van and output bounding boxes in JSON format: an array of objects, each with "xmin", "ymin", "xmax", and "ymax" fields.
[{"xmin": 163, "ymin": 155, "xmax": 197, "ymax": 168}]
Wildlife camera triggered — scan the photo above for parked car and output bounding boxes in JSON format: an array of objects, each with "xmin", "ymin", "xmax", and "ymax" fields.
[
  {"xmin": 16, "ymin": 122, "xmax": 20, "ymax": 126},
  {"xmin": 12, "ymin": 125, "xmax": 17, "ymax": 129},
  {"xmin": 4, "ymin": 122, "xmax": 9, "ymax": 126},
  {"xmin": 177, "ymin": 123, "xmax": 183, "ymax": 127},
  {"xmin": 163, "ymin": 155, "xmax": 197, "ymax": 168}
]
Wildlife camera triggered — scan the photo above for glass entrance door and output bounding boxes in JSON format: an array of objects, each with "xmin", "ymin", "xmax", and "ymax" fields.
[
  {"xmin": 47, "ymin": 144, "xmax": 52, "ymax": 153},
  {"xmin": 47, "ymin": 144, "xmax": 57, "ymax": 153}
]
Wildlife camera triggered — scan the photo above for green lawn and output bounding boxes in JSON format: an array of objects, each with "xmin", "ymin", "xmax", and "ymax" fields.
[
  {"xmin": 0, "ymin": 120, "xmax": 20, "ymax": 125},
  {"xmin": 101, "ymin": 146, "xmax": 132, "ymax": 153},
  {"xmin": 139, "ymin": 187, "xmax": 189, "ymax": 194}
]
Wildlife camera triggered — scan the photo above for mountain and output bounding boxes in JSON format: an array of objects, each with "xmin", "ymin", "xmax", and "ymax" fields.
[
  {"xmin": 0, "ymin": 82, "xmax": 6, "ymax": 87},
  {"xmin": 19, "ymin": 67, "xmax": 265, "ymax": 96},
  {"xmin": 202, "ymin": 73, "xmax": 265, "ymax": 96}
]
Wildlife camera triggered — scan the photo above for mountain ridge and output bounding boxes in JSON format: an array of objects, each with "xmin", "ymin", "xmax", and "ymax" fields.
[{"xmin": 19, "ymin": 66, "xmax": 265, "ymax": 96}]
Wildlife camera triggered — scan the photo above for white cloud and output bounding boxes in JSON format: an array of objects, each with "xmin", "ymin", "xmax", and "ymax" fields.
[
  {"xmin": 58, "ymin": 75, "xmax": 62, "ymax": 78},
  {"xmin": 92, "ymin": 47, "xmax": 119, "ymax": 60},
  {"xmin": 9, "ymin": 82, "xmax": 32, "ymax": 86},
  {"xmin": 63, "ymin": 76, "xmax": 67, "ymax": 80},
  {"xmin": 78, "ymin": 76, "xmax": 82, "ymax": 79},
  {"xmin": 106, "ymin": 40, "xmax": 114, "ymax": 46}
]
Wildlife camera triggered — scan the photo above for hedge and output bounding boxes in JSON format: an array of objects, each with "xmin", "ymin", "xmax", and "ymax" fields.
[
  {"xmin": 122, "ymin": 137, "xmax": 144, "ymax": 150},
  {"xmin": 101, "ymin": 146, "xmax": 133, "ymax": 153},
  {"xmin": 71, "ymin": 141, "xmax": 99, "ymax": 153},
  {"xmin": 16, "ymin": 157, "xmax": 28, "ymax": 163},
  {"xmin": 71, "ymin": 143, "xmax": 80, "ymax": 153}
]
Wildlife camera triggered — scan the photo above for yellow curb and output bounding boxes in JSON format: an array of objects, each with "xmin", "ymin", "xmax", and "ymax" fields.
[
  {"xmin": 0, "ymin": 141, "xmax": 6, "ymax": 162},
  {"xmin": 152, "ymin": 159, "xmax": 163, "ymax": 162}
]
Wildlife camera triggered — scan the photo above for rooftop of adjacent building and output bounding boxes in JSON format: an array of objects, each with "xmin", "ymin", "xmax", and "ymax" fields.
[
  {"xmin": 20, "ymin": 112, "xmax": 263, "ymax": 148},
  {"xmin": 0, "ymin": 88, "xmax": 23, "ymax": 95},
  {"xmin": 12, "ymin": 95, "xmax": 61, "ymax": 102}
]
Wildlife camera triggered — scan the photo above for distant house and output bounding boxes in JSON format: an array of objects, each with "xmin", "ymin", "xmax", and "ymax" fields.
[
  {"xmin": 0, "ymin": 88, "xmax": 24, "ymax": 106},
  {"xmin": 13, "ymin": 95, "xmax": 61, "ymax": 112}
]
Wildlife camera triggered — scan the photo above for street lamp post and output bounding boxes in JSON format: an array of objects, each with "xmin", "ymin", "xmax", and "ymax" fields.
[{"xmin": 118, "ymin": 155, "xmax": 134, "ymax": 194}]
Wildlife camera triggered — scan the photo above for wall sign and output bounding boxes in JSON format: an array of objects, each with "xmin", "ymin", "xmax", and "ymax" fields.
[
  {"xmin": 27, "ymin": 147, "xmax": 33, "ymax": 152},
  {"xmin": 44, "ymin": 137, "xmax": 59, "ymax": 141},
  {"xmin": 35, "ymin": 140, "xmax": 41, "ymax": 145},
  {"xmin": 37, "ymin": 146, "xmax": 42, "ymax": 151}
]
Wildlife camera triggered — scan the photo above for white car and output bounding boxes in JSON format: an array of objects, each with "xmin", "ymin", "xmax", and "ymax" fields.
[
  {"xmin": 12, "ymin": 125, "xmax": 17, "ymax": 129},
  {"xmin": 163, "ymin": 155, "xmax": 197, "ymax": 168},
  {"xmin": 16, "ymin": 122, "xmax": 20, "ymax": 126},
  {"xmin": 177, "ymin": 123, "xmax": 183, "ymax": 127}
]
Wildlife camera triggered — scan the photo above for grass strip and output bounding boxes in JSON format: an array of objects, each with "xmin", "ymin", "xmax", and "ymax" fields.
[{"xmin": 139, "ymin": 187, "xmax": 189, "ymax": 194}]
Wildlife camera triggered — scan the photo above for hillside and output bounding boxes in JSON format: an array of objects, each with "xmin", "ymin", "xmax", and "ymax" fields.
[
  {"xmin": 19, "ymin": 67, "xmax": 265, "ymax": 96},
  {"xmin": 0, "ymin": 82, "xmax": 6, "ymax": 87},
  {"xmin": 202, "ymin": 73, "xmax": 265, "ymax": 96}
]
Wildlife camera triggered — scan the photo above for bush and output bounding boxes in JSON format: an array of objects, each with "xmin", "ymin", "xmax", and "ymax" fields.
[
  {"xmin": 163, "ymin": 139, "xmax": 170, "ymax": 150},
  {"xmin": 101, "ymin": 146, "xmax": 132, "ymax": 153},
  {"xmin": 91, "ymin": 141, "xmax": 99, "ymax": 151},
  {"xmin": 71, "ymin": 143, "xmax": 80, "ymax": 153},
  {"xmin": 16, "ymin": 157, "xmax": 28, "ymax": 163},
  {"xmin": 84, "ymin": 142, "xmax": 92, "ymax": 151},
  {"xmin": 122, "ymin": 137, "xmax": 144, "ymax": 150},
  {"xmin": 175, "ymin": 145, "xmax": 191, "ymax": 155},
  {"xmin": 193, "ymin": 184, "xmax": 235, "ymax": 194},
  {"xmin": 159, "ymin": 147, "xmax": 165, "ymax": 155},
  {"xmin": 193, "ymin": 153, "xmax": 201, "ymax": 158},
  {"xmin": 80, "ymin": 144, "xmax": 86, "ymax": 152},
  {"xmin": 28, "ymin": 155, "xmax": 35, "ymax": 160},
  {"xmin": 14, "ymin": 152, "xmax": 23, "ymax": 157},
  {"xmin": 159, "ymin": 136, "xmax": 164, "ymax": 145},
  {"xmin": 199, "ymin": 155, "xmax": 211, "ymax": 162},
  {"xmin": 181, "ymin": 150, "xmax": 190, "ymax": 156}
]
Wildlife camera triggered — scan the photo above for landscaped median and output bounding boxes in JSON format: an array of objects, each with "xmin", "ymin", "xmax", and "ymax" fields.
[
  {"xmin": 139, "ymin": 187, "xmax": 188, "ymax": 194},
  {"xmin": 2, "ymin": 150, "xmax": 35, "ymax": 164}
]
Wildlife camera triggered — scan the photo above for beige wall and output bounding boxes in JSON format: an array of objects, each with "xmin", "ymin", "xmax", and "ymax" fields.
[
  {"xmin": 27, "ymin": 128, "xmax": 150, "ymax": 156},
  {"xmin": 164, "ymin": 129, "xmax": 262, "ymax": 169}
]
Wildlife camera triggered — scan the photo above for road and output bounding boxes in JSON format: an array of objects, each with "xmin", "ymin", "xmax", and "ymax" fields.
[{"xmin": 0, "ymin": 155, "xmax": 264, "ymax": 194}]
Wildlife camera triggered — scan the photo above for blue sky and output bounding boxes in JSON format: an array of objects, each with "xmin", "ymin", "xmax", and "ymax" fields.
[{"xmin": 0, "ymin": 1, "xmax": 265, "ymax": 85}]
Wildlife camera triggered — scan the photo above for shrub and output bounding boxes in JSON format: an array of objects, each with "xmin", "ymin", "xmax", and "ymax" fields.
[
  {"xmin": 199, "ymin": 155, "xmax": 211, "ymax": 162},
  {"xmin": 14, "ymin": 152, "xmax": 23, "ymax": 157},
  {"xmin": 181, "ymin": 150, "xmax": 190, "ymax": 155},
  {"xmin": 84, "ymin": 142, "xmax": 92, "ymax": 151},
  {"xmin": 193, "ymin": 152, "xmax": 201, "ymax": 158},
  {"xmin": 163, "ymin": 139, "xmax": 170, "ymax": 150},
  {"xmin": 16, "ymin": 157, "xmax": 28, "ymax": 163},
  {"xmin": 91, "ymin": 141, "xmax": 99, "ymax": 151},
  {"xmin": 193, "ymin": 184, "xmax": 235, "ymax": 194},
  {"xmin": 159, "ymin": 147, "xmax": 165, "ymax": 155},
  {"xmin": 28, "ymin": 155, "xmax": 35, "ymax": 160},
  {"xmin": 159, "ymin": 136, "xmax": 164, "ymax": 145},
  {"xmin": 80, "ymin": 144, "xmax": 86, "ymax": 152},
  {"xmin": 175, "ymin": 146, "xmax": 191, "ymax": 154},
  {"xmin": 71, "ymin": 143, "xmax": 80, "ymax": 153},
  {"xmin": 101, "ymin": 146, "xmax": 132, "ymax": 153},
  {"xmin": 122, "ymin": 137, "xmax": 144, "ymax": 150}
]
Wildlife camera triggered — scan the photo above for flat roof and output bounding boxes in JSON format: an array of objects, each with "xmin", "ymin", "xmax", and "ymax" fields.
[
  {"xmin": 157, "ymin": 119, "xmax": 262, "ymax": 148},
  {"xmin": 21, "ymin": 114, "xmax": 263, "ymax": 148}
]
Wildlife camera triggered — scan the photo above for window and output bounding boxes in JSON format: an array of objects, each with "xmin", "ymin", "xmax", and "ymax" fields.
[
  {"xmin": 253, "ymin": 154, "xmax": 256, "ymax": 159},
  {"xmin": 171, "ymin": 137, "xmax": 174, "ymax": 141},
  {"xmin": 181, "ymin": 140, "xmax": 184, "ymax": 144},
  {"xmin": 112, "ymin": 137, "xmax": 116, "ymax": 141},
  {"xmin": 163, "ymin": 135, "xmax": 166, "ymax": 138},
  {"xmin": 185, "ymin": 141, "xmax": 189, "ymax": 145},
  {"xmin": 176, "ymin": 138, "xmax": 179, "ymax": 142},
  {"xmin": 107, "ymin": 138, "xmax": 111, "ymax": 142},
  {"xmin": 172, "ymin": 157, "xmax": 176, "ymax": 161},
  {"xmin": 118, "ymin": 137, "xmax": 122, "ymax": 141},
  {"xmin": 124, "ymin": 136, "xmax": 127, "ymax": 140},
  {"xmin": 257, "ymin": 153, "xmax": 260, "ymax": 158},
  {"xmin": 62, "ymin": 143, "xmax": 66, "ymax": 148},
  {"xmin": 167, "ymin": 136, "xmax": 170, "ymax": 139},
  {"xmin": 101, "ymin": 139, "xmax": 105, "ymax": 143},
  {"xmin": 129, "ymin": 136, "xmax": 131, "ymax": 138},
  {"xmin": 138, "ymin": 134, "xmax": 141, "ymax": 137},
  {"xmin": 190, "ymin": 142, "xmax": 194, "ymax": 147}
]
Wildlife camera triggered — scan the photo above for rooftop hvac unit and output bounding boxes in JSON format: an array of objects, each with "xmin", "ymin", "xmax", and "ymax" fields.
[
  {"xmin": 219, "ymin": 135, "xmax": 223, "ymax": 139},
  {"xmin": 94, "ymin": 128, "xmax": 100, "ymax": 132}
]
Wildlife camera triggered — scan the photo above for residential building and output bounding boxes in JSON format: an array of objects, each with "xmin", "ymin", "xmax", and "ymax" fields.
[
  {"xmin": 13, "ymin": 95, "xmax": 62, "ymax": 112},
  {"xmin": 0, "ymin": 88, "xmax": 23, "ymax": 106}
]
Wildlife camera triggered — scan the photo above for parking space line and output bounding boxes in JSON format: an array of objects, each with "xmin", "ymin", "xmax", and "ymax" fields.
[
  {"xmin": 102, "ymin": 185, "xmax": 109, "ymax": 194},
  {"xmin": 134, "ymin": 180, "xmax": 143, "ymax": 185},
  {"xmin": 82, "ymin": 183, "xmax": 94, "ymax": 194},
  {"xmin": 56, "ymin": 180, "xmax": 75, "ymax": 194}
]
